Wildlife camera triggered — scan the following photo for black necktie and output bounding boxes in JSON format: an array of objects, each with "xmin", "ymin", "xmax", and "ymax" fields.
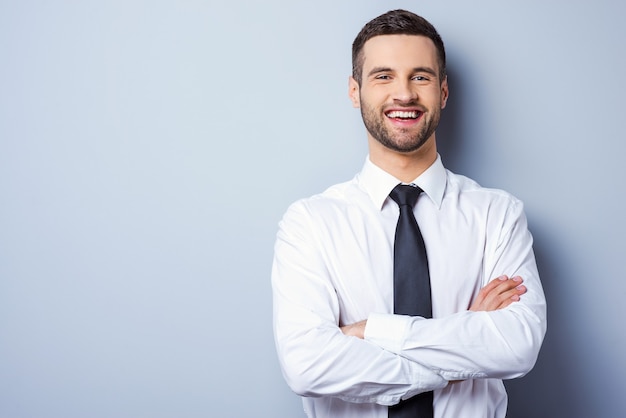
[{"xmin": 388, "ymin": 184, "xmax": 434, "ymax": 418}]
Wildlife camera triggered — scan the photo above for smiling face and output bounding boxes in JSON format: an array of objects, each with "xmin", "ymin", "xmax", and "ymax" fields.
[{"xmin": 349, "ymin": 34, "xmax": 449, "ymax": 158}]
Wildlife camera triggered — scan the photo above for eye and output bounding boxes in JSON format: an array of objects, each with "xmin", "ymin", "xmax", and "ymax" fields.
[
  {"xmin": 375, "ymin": 74, "xmax": 392, "ymax": 80},
  {"xmin": 412, "ymin": 75, "xmax": 429, "ymax": 82}
]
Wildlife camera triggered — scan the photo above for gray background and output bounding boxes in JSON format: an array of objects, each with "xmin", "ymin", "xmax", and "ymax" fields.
[{"xmin": 1, "ymin": 1, "xmax": 624, "ymax": 417}]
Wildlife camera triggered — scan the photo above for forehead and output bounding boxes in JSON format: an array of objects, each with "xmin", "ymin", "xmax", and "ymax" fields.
[{"xmin": 361, "ymin": 34, "xmax": 439, "ymax": 72}]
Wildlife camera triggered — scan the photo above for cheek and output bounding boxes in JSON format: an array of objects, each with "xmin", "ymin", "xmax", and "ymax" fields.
[
  {"xmin": 422, "ymin": 89, "xmax": 445, "ymax": 109},
  {"xmin": 359, "ymin": 90, "xmax": 385, "ymax": 111}
]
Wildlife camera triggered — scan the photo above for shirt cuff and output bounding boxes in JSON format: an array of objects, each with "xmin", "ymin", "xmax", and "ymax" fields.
[{"xmin": 365, "ymin": 313, "xmax": 422, "ymax": 353}]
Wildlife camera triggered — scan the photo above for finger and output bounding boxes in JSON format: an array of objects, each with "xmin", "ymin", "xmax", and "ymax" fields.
[
  {"xmin": 474, "ymin": 275, "xmax": 509, "ymax": 303},
  {"xmin": 479, "ymin": 277, "xmax": 524, "ymax": 311},
  {"xmin": 470, "ymin": 276, "xmax": 525, "ymax": 311},
  {"xmin": 486, "ymin": 275, "xmax": 510, "ymax": 291},
  {"xmin": 489, "ymin": 276, "xmax": 523, "ymax": 298},
  {"xmin": 495, "ymin": 283, "xmax": 527, "ymax": 309},
  {"xmin": 483, "ymin": 276, "xmax": 518, "ymax": 300},
  {"xmin": 494, "ymin": 275, "xmax": 522, "ymax": 290}
]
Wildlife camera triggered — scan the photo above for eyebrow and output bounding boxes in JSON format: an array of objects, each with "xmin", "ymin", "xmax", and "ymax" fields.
[{"xmin": 367, "ymin": 66, "xmax": 438, "ymax": 78}]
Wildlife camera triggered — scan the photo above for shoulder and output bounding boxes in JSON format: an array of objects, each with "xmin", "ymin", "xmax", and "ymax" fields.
[
  {"xmin": 446, "ymin": 170, "xmax": 522, "ymax": 205},
  {"xmin": 279, "ymin": 178, "xmax": 365, "ymax": 229},
  {"xmin": 444, "ymin": 170, "xmax": 525, "ymax": 223}
]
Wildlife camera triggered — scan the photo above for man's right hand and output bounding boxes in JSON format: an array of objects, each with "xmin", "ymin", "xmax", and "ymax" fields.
[{"xmin": 469, "ymin": 275, "xmax": 526, "ymax": 312}]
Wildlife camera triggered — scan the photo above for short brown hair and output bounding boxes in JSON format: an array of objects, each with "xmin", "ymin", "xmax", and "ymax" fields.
[{"xmin": 352, "ymin": 9, "xmax": 446, "ymax": 85}]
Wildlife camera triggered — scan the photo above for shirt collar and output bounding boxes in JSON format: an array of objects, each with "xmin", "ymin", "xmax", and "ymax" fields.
[{"xmin": 357, "ymin": 154, "xmax": 447, "ymax": 210}]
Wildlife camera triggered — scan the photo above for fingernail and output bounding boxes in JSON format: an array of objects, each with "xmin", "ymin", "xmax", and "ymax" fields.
[
  {"xmin": 499, "ymin": 275, "xmax": 508, "ymax": 280},
  {"xmin": 513, "ymin": 276, "xmax": 522, "ymax": 282}
]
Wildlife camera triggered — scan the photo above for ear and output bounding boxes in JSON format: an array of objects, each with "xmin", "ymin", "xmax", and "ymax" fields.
[
  {"xmin": 440, "ymin": 76, "xmax": 449, "ymax": 109},
  {"xmin": 348, "ymin": 76, "xmax": 361, "ymax": 108}
]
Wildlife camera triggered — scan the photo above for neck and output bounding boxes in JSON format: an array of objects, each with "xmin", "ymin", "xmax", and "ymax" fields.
[{"xmin": 368, "ymin": 136, "xmax": 438, "ymax": 183}]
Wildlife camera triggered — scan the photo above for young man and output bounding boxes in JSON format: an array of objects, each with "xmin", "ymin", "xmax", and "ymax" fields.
[{"xmin": 272, "ymin": 9, "xmax": 546, "ymax": 418}]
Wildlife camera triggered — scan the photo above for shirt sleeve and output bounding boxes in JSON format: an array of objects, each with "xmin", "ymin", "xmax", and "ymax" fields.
[
  {"xmin": 272, "ymin": 200, "xmax": 448, "ymax": 405},
  {"xmin": 364, "ymin": 199, "xmax": 547, "ymax": 381}
]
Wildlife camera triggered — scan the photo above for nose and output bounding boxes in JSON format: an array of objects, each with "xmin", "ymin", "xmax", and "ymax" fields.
[{"xmin": 392, "ymin": 79, "xmax": 418, "ymax": 103}]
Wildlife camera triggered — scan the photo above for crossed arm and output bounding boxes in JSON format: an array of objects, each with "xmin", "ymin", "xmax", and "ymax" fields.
[{"xmin": 274, "ymin": 270, "xmax": 540, "ymax": 403}]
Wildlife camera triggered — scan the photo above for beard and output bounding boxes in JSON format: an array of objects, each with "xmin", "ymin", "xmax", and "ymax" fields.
[{"xmin": 360, "ymin": 100, "xmax": 441, "ymax": 153}]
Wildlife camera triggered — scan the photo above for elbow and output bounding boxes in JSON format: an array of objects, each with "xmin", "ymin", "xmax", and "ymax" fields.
[
  {"xmin": 276, "ymin": 329, "xmax": 347, "ymax": 398},
  {"xmin": 275, "ymin": 331, "xmax": 328, "ymax": 397},
  {"xmin": 488, "ymin": 338, "xmax": 542, "ymax": 379},
  {"xmin": 283, "ymin": 371, "xmax": 317, "ymax": 398},
  {"xmin": 279, "ymin": 355, "xmax": 311, "ymax": 396},
  {"xmin": 278, "ymin": 349, "xmax": 327, "ymax": 397},
  {"xmin": 507, "ymin": 342, "xmax": 541, "ymax": 378},
  {"xmin": 502, "ymin": 315, "xmax": 547, "ymax": 378}
]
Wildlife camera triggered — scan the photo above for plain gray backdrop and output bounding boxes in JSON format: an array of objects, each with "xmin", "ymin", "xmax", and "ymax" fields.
[{"xmin": 1, "ymin": 1, "xmax": 624, "ymax": 417}]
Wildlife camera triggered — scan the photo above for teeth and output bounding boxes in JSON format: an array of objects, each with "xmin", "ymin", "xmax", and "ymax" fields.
[{"xmin": 387, "ymin": 110, "xmax": 418, "ymax": 119}]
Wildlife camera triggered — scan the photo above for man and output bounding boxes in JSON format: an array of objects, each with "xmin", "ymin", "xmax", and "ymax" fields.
[{"xmin": 272, "ymin": 9, "xmax": 546, "ymax": 418}]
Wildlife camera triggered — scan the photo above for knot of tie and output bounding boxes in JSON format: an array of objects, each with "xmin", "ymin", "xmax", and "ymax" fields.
[{"xmin": 389, "ymin": 184, "xmax": 422, "ymax": 208}]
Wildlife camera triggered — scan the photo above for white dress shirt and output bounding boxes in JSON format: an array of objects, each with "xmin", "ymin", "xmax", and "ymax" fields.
[{"xmin": 272, "ymin": 155, "xmax": 547, "ymax": 418}]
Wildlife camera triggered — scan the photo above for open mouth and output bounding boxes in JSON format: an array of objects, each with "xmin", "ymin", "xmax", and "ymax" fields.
[{"xmin": 385, "ymin": 110, "xmax": 422, "ymax": 121}]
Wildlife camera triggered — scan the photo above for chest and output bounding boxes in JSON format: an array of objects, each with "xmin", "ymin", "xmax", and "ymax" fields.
[{"xmin": 313, "ymin": 205, "xmax": 488, "ymax": 323}]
